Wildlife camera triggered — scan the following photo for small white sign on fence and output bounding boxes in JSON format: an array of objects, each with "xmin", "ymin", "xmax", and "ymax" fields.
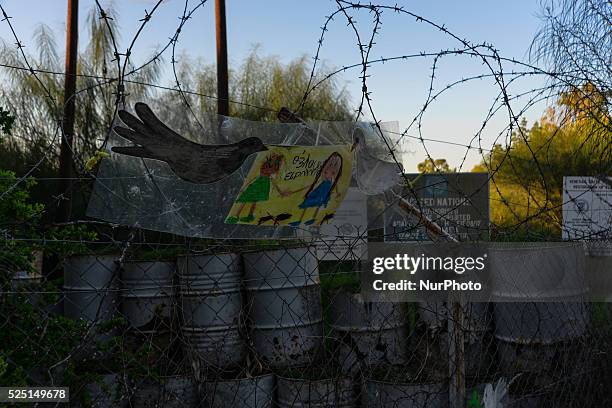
[
  {"xmin": 315, "ymin": 188, "xmax": 368, "ymax": 261},
  {"xmin": 562, "ymin": 176, "xmax": 612, "ymax": 241}
]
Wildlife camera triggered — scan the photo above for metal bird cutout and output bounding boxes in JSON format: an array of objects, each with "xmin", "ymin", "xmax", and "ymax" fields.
[{"xmin": 112, "ymin": 103, "xmax": 267, "ymax": 184}]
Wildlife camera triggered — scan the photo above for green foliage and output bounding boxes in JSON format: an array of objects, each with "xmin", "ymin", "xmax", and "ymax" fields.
[
  {"xmin": 0, "ymin": 5, "xmax": 161, "ymax": 173},
  {"xmin": 0, "ymin": 107, "xmax": 14, "ymax": 135},
  {"xmin": 44, "ymin": 224, "xmax": 99, "ymax": 257},
  {"xmin": 417, "ymin": 158, "xmax": 455, "ymax": 173},
  {"xmin": 157, "ymin": 46, "xmax": 352, "ymax": 126},
  {"xmin": 0, "ymin": 293, "xmax": 88, "ymax": 386},
  {"xmin": 0, "ymin": 170, "xmax": 44, "ymax": 274},
  {"xmin": 467, "ymin": 389, "xmax": 483, "ymax": 408},
  {"xmin": 0, "ymin": 355, "xmax": 7, "ymax": 378},
  {"xmin": 0, "ymin": 170, "xmax": 44, "ymax": 226},
  {"xmin": 472, "ymin": 86, "xmax": 611, "ymax": 239}
]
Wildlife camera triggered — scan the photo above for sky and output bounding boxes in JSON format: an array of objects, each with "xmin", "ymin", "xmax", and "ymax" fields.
[{"xmin": 0, "ymin": 0, "xmax": 552, "ymax": 171}]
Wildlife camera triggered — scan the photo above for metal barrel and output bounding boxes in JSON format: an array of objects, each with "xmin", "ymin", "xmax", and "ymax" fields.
[
  {"xmin": 277, "ymin": 377, "xmax": 356, "ymax": 408},
  {"xmin": 490, "ymin": 243, "xmax": 589, "ymax": 343},
  {"xmin": 133, "ymin": 376, "xmax": 196, "ymax": 408},
  {"xmin": 63, "ymin": 254, "xmax": 120, "ymax": 323},
  {"xmin": 80, "ymin": 373, "xmax": 130, "ymax": 408},
  {"xmin": 177, "ymin": 252, "xmax": 245, "ymax": 369},
  {"xmin": 120, "ymin": 261, "xmax": 175, "ymax": 329},
  {"xmin": 242, "ymin": 246, "xmax": 323, "ymax": 368},
  {"xmin": 9, "ymin": 250, "xmax": 44, "ymax": 307},
  {"xmin": 489, "ymin": 243, "xmax": 589, "ymax": 373},
  {"xmin": 329, "ymin": 291, "xmax": 409, "ymax": 374},
  {"xmin": 585, "ymin": 241, "xmax": 612, "ymax": 302},
  {"xmin": 364, "ymin": 379, "xmax": 447, "ymax": 408},
  {"xmin": 10, "ymin": 250, "xmax": 43, "ymax": 288},
  {"xmin": 204, "ymin": 373, "xmax": 275, "ymax": 408}
]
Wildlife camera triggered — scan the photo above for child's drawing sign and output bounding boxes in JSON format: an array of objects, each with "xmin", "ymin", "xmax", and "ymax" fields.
[{"xmin": 225, "ymin": 145, "xmax": 353, "ymax": 226}]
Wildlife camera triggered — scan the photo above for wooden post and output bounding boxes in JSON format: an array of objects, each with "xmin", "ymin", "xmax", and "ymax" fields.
[
  {"xmin": 215, "ymin": 0, "xmax": 229, "ymax": 116},
  {"xmin": 57, "ymin": 0, "xmax": 79, "ymax": 222},
  {"xmin": 448, "ymin": 294, "xmax": 466, "ymax": 408}
]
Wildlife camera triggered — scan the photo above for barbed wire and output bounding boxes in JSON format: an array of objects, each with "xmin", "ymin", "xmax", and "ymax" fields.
[{"xmin": 0, "ymin": 0, "xmax": 610, "ymax": 406}]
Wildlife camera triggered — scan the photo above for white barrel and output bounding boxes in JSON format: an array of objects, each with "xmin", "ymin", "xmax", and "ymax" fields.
[{"xmin": 178, "ymin": 253, "xmax": 245, "ymax": 368}]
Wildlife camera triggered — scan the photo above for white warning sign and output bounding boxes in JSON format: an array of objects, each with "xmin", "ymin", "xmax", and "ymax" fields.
[{"xmin": 562, "ymin": 176, "xmax": 612, "ymax": 240}]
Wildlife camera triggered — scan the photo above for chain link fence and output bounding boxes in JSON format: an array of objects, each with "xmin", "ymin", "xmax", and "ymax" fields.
[
  {"xmin": 2, "ymin": 230, "xmax": 611, "ymax": 407},
  {"xmin": 0, "ymin": 0, "xmax": 610, "ymax": 406}
]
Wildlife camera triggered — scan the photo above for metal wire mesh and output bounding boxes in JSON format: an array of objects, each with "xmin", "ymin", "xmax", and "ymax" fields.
[{"xmin": 0, "ymin": 0, "xmax": 610, "ymax": 406}]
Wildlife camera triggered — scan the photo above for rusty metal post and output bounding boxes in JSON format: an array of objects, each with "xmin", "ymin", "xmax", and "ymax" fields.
[
  {"xmin": 57, "ymin": 0, "xmax": 79, "ymax": 222},
  {"xmin": 215, "ymin": 0, "xmax": 229, "ymax": 116},
  {"xmin": 396, "ymin": 194, "xmax": 465, "ymax": 407}
]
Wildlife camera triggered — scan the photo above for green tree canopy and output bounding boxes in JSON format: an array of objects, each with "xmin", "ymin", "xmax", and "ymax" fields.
[
  {"xmin": 472, "ymin": 85, "xmax": 611, "ymax": 239},
  {"xmin": 417, "ymin": 158, "xmax": 454, "ymax": 173}
]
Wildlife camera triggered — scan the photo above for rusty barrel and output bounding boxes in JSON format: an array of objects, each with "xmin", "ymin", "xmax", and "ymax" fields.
[
  {"xmin": 242, "ymin": 246, "xmax": 323, "ymax": 368},
  {"xmin": 120, "ymin": 261, "xmax": 174, "ymax": 329},
  {"xmin": 365, "ymin": 379, "xmax": 447, "ymax": 408},
  {"xmin": 204, "ymin": 373, "xmax": 275, "ymax": 407},
  {"xmin": 490, "ymin": 242, "xmax": 589, "ymax": 373},
  {"xmin": 277, "ymin": 376, "xmax": 356, "ymax": 408},
  {"xmin": 133, "ymin": 376, "xmax": 196, "ymax": 408},
  {"xmin": 329, "ymin": 290, "xmax": 409, "ymax": 374}
]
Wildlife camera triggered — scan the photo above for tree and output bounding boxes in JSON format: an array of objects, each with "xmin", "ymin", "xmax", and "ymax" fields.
[
  {"xmin": 0, "ymin": 6, "xmax": 160, "ymax": 175},
  {"xmin": 154, "ymin": 46, "xmax": 352, "ymax": 131},
  {"xmin": 417, "ymin": 158, "xmax": 454, "ymax": 173},
  {"xmin": 530, "ymin": 0, "xmax": 610, "ymax": 100},
  {"xmin": 530, "ymin": 0, "xmax": 610, "ymax": 177},
  {"xmin": 468, "ymin": 0, "xmax": 612, "ymax": 239},
  {"xmin": 0, "ymin": 107, "xmax": 14, "ymax": 135},
  {"xmin": 0, "ymin": 8, "xmax": 353, "ymax": 176},
  {"xmin": 0, "ymin": 6, "xmax": 353, "ymax": 219},
  {"xmin": 472, "ymin": 88, "xmax": 611, "ymax": 238}
]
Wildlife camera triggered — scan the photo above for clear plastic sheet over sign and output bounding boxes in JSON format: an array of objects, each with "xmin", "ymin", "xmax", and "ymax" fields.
[{"xmin": 86, "ymin": 111, "xmax": 403, "ymax": 239}]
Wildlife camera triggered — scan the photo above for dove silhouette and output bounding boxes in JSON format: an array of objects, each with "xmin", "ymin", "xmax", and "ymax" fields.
[{"xmin": 112, "ymin": 103, "xmax": 267, "ymax": 184}]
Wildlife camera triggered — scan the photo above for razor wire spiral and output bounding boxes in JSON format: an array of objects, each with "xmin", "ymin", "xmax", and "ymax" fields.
[{"xmin": 0, "ymin": 0, "xmax": 610, "ymax": 407}]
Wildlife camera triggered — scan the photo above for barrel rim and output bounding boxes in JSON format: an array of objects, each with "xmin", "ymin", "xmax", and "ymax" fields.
[
  {"xmin": 365, "ymin": 378, "xmax": 448, "ymax": 387},
  {"xmin": 330, "ymin": 323, "xmax": 408, "ymax": 332},
  {"xmin": 203, "ymin": 372, "xmax": 275, "ymax": 385},
  {"xmin": 121, "ymin": 260, "xmax": 177, "ymax": 266},
  {"xmin": 493, "ymin": 333, "xmax": 586, "ymax": 345},
  {"xmin": 176, "ymin": 251, "xmax": 240, "ymax": 260},
  {"xmin": 241, "ymin": 245, "xmax": 317, "ymax": 257},
  {"xmin": 248, "ymin": 320, "xmax": 324, "ymax": 330},
  {"xmin": 276, "ymin": 375, "xmax": 353, "ymax": 385},
  {"xmin": 243, "ymin": 279, "xmax": 320, "ymax": 290},
  {"xmin": 64, "ymin": 253, "xmax": 122, "ymax": 260}
]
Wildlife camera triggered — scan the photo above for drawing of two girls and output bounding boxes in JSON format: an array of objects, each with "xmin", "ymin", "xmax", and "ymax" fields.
[{"xmin": 226, "ymin": 151, "xmax": 343, "ymax": 226}]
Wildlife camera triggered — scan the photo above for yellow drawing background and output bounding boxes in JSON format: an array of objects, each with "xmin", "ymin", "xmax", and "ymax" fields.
[{"xmin": 225, "ymin": 145, "xmax": 353, "ymax": 226}]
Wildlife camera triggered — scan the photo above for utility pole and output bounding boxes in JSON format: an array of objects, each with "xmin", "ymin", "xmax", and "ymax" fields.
[
  {"xmin": 215, "ymin": 0, "xmax": 229, "ymax": 116},
  {"xmin": 57, "ymin": 0, "xmax": 79, "ymax": 222}
]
